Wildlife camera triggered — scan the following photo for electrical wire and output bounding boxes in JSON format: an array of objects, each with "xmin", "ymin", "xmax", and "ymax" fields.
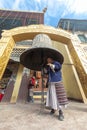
[
  {"xmin": 11, "ymin": 12, "xmax": 19, "ymax": 26},
  {"xmin": 0, "ymin": 10, "xmax": 13, "ymax": 25},
  {"xmin": 26, "ymin": 12, "xmax": 33, "ymax": 25}
]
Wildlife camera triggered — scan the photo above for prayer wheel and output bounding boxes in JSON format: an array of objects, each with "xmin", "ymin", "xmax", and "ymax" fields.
[{"xmin": 20, "ymin": 34, "xmax": 64, "ymax": 71}]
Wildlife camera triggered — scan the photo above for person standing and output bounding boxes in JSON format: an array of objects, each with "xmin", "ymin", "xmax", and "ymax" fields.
[
  {"xmin": 0, "ymin": 88, "xmax": 5, "ymax": 102},
  {"xmin": 45, "ymin": 57, "xmax": 68, "ymax": 121},
  {"xmin": 27, "ymin": 75, "xmax": 35, "ymax": 102}
]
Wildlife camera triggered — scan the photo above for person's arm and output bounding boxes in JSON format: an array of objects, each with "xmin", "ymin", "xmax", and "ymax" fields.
[
  {"xmin": 54, "ymin": 62, "xmax": 61, "ymax": 71},
  {"xmin": 47, "ymin": 63, "xmax": 55, "ymax": 72},
  {"xmin": 47, "ymin": 62, "xmax": 61, "ymax": 72}
]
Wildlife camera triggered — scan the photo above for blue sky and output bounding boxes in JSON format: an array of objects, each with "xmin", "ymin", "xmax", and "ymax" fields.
[{"xmin": 0, "ymin": 0, "xmax": 87, "ymax": 27}]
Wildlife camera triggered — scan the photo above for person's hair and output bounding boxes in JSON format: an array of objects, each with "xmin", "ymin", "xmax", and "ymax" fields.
[{"xmin": 47, "ymin": 56, "xmax": 54, "ymax": 60}]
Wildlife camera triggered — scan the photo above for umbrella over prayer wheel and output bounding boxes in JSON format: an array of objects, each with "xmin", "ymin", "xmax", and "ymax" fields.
[{"xmin": 20, "ymin": 34, "xmax": 64, "ymax": 71}]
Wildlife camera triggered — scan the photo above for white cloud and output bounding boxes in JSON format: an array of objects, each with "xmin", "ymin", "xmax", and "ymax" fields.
[
  {"xmin": 35, "ymin": 0, "xmax": 41, "ymax": 3},
  {"xmin": 0, "ymin": 0, "xmax": 5, "ymax": 8},
  {"xmin": 0, "ymin": 0, "xmax": 87, "ymax": 26},
  {"xmin": 45, "ymin": 0, "xmax": 87, "ymax": 17},
  {"xmin": 0, "ymin": 0, "xmax": 87, "ymax": 16},
  {"xmin": 0, "ymin": 0, "xmax": 12, "ymax": 9},
  {"xmin": 12, "ymin": 0, "xmax": 25, "ymax": 10},
  {"xmin": 63, "ymin": 0, "xmax": 87, "ymax": 15}
]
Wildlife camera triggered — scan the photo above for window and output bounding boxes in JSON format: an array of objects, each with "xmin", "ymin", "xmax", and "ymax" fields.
[
  {"xmin": 26, "ymin": 18, "xmax": 38, "ymax": 25},
  {"xmin": 78, "ymin": 34, "xmax": 87, "ymax": 43},
  {"xmin": 0, "ymin": 18, "xmax": 22, "ymax": 30}
]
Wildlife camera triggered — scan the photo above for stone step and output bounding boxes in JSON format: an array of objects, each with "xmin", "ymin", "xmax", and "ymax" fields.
[{"xmin": 33, "ymin": 91, "xmax": 47, "ymax": 100}]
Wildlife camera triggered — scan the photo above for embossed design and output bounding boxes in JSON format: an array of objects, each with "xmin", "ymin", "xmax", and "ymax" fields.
[{"xmin": 0, "ymin": 37, "xmax": 15, "ymax": 79}]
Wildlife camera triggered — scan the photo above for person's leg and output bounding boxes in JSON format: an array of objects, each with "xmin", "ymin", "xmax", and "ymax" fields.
[
  {"xmin": 58, "ymin": 109, "xmax": 64, "ymax": 121},
  {"xmin": 47, "ymin": 83, "xmax": 58, "ymax": 115},
  {"xmin": 50, "ymin": 109, "xmax": 56, "ymax": 114},
  {"xmin": 46, "ymin": 82, "xmax": 58, "ymax": 116},
  {"xmin": 28, "ymin": 87, "xmax": 34, "ymax": 102},
  {"xmin": 30, "ymin": 87, "xmax": 34, "ymax": 102},
  {"xmin": 58, "ymin": 106, "xmax": 64, "ymax": 121},
  {"xmin": 55, "ymin": 82, "xmax": 68, "ymax": 121}
]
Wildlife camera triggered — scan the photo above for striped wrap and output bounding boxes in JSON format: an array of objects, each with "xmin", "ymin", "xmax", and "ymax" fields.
[
  {"xmin": 46, "ymin": 81, "xmax": 68, "ymax": 110},
  {"xmin": 55, "ymin": 81, "xmax": 68, "ymax": 106}
]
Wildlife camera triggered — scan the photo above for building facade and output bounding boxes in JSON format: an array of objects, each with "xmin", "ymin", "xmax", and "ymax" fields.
[
  {"xmin": 0, "ymin": 16, "xmax": 87, "ymax": 103},
  {"xmin": 0, "ymin": 9, "xmax": 44, "ymax": 37},
  {"xmin": 0, "ymin": 9, "xmax": 44, "ymax": 102},
  {"xmin": 57, "ymin": 19, "xmax": 87, "ymax": 103},
  {"xmin": 58, "ymin": 19, "xmax": 87, "ymax": 32},
  {"xmin": 58, "ymin": 19, "xmax": 87, "ymax": 64}
]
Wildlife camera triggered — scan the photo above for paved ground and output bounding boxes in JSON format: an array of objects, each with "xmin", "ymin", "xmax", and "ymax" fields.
[{"xmin": 0, "ymin": 100, "xmax": 87, "ymax": 130}]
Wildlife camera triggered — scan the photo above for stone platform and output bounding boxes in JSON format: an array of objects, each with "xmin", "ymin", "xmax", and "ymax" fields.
[{"xmin": 0, "ymin": 100, "xmax": 87, "ymax": 130}]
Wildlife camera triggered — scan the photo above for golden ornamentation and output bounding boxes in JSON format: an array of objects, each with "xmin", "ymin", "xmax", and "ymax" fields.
[
  {"xmin": 0, "ymin": 24, "xmax": 87, "ymax": 103},
  {"xmin": 0, "ymin": 37, "xmax": 15, "ymax": 79}
]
